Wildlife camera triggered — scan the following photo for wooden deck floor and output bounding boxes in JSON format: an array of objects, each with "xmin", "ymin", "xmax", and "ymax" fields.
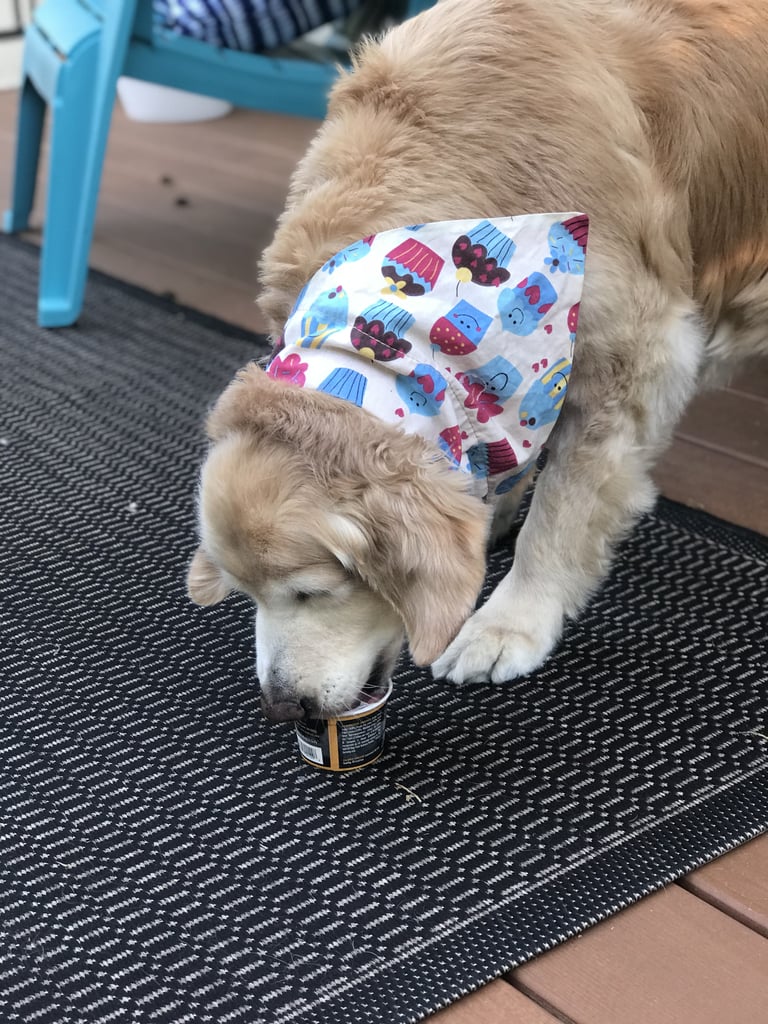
[{"xmin": 2, "ymin": 91, "xmax": 766, "ymax": 1023}]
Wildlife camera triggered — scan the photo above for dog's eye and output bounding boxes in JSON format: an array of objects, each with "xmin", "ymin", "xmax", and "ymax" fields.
[{"xmin": 293, "ymin": 589, "xmax": 332, "ymax": 604}]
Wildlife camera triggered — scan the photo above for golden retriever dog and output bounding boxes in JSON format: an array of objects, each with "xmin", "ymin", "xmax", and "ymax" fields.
[{"xmin": 188, "ymin": 0, "xmax": 768, "ymax": 721}]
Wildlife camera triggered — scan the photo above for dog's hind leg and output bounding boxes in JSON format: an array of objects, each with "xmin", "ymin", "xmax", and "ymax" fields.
[
  {"xmin": 433, "ymin": 273, "xmax": 706, "ymax": 685},
  {"xmin": 700, "ymin": 270, "xmax": 768, "ymax": 388}
]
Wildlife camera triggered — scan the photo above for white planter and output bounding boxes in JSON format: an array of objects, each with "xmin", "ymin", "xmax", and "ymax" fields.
[
  {"xmin": 0, "ymin": 37, "xmax": 23, "ymax": 90},
  {"xmin": 116, "ymin": 78, "xmax": 232, "ymax": 123},
  {"xmin": 0, "ymin": 0, "xmax": 32, "ymax": 91}
]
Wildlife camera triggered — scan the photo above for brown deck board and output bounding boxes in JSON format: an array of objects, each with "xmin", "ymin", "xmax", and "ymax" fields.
[
  {"xmin": 0, "ymin": 93, "xmax": 316, "ymax": 332},
  {"xmin": 510, "ymin": 885, "xmax": 768, "ymax": 1024},
  {"xmin": 675, "ymin": 388, "xmax": 768, "ymax": 465},
  {"xmin": 2, "ymin": 84, "xmax": 767, "ymax": 1024},
  {"xmin": 681, "ymin": 833, "xmax": 768, "ymax": 939},
  {"xmin": 428, "ymin": 980, "xmax": 562, "ymax": 1023},
  {"xmin": 653, "ymin": 435, "xmax": 767, "ymax": 534},
  {"xmin": 89, "ymin": 236, "xmax": 264, "ymax": 330},
  {"xmin": 730, "ymin": 360, "xmax": 768, "ymax": 399}
]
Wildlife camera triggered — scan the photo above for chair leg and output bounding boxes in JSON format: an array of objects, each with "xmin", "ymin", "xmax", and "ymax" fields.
[
  {"xmin": 35, "ymin": 0, "xmax": 138, "ymax": 328},
  {"xmin": 35, "ymin": 33, "xmax": 103, "ymax": 327},
  {"xmin": 2, "ymin": 76, "xmax": 47, "ymax": 234}
]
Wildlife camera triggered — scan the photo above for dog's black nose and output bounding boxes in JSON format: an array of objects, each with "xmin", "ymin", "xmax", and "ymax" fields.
[
  {"xmin": 260, "ymin": 694, "xmax": 305, "ymax": 722},
  {"xmin": 299, "ymin": 697, "xmax": 324, "ymax": 719}
]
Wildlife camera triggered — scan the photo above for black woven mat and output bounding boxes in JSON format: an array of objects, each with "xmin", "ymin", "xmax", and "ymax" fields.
[{"xmin": 2, "ymin": 236, "xmax": 767, "ymax": 1024}]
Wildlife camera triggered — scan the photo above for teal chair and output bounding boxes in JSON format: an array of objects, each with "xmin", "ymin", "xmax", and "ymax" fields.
[{"xmin": 3, "ymin": 0, "xmax": 433, "ymax": 327}]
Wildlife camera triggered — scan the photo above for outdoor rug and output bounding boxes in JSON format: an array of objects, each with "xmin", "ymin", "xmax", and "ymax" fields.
[{"xmin": 1, "ymin": 235, "xmax": 767, "ymax": 1024}]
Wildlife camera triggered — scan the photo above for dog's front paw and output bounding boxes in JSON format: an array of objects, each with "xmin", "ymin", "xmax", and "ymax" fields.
[{"xmin": 431, "ymin": 597, "xmax": 562, "ymax": 685}]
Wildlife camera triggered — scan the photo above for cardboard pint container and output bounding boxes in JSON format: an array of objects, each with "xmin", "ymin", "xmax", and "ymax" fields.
[{"xmin": 295, "ymin": 681, "xmax": 393, "ymax": 771}]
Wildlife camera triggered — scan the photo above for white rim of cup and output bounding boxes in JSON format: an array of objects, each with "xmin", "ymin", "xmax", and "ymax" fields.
[{"xmin": 335, "ymin": 678, "xmax": 393, "ymax": 721}]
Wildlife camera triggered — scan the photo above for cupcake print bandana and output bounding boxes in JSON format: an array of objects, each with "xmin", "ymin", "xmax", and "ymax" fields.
[{"xmin": 267, "ymin": 212, "xmax": 589, "ymax": 503}]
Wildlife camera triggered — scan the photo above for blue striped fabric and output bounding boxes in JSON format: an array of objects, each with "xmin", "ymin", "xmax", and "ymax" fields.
[{"xmin": 154, "ymin": 0, "xmax": 366, "ymax": 53}]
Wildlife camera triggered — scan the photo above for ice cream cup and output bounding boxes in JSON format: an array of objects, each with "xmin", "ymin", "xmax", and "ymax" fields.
[{"xmin": 294, "ymin": 680, "xmax": 393, "ymax": 771}]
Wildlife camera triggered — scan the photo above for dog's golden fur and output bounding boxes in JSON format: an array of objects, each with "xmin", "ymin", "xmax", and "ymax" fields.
[
  {"xmin": 193, "ymin": 364, "xmax": 487, "ymax": 662},
  {"xmin": 189, "ymin": 0, "xmax": 768, "ymax": 715}
]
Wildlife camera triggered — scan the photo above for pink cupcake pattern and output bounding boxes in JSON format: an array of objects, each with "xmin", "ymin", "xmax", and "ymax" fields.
[{"xmin": 381, "ymin": 238, "xmax": 445, "ymax": 297}]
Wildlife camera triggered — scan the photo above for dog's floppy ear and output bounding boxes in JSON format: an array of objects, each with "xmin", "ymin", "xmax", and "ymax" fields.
[
  {"xmin": 386, "ymin": 486, "xmax": 488, "ymax": 665},
  {"xmin": 326, "ymin": 469, "xmax": 489, "ymax": 666},
  {"xmin": 187, "ymin": 546, "xmax": 232, "ymax": 606}
]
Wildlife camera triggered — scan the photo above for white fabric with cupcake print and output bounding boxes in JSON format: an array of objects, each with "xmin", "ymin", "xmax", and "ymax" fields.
[{"xmin": 267, "ymin": 212, "xmax": 589, "ymax": 503}]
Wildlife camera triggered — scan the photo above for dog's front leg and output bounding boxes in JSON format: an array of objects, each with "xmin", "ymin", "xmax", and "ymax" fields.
[
  {"xmin": 433, "ymin": 294, "xmax": 705, "ymax": 684},
  {"xmin": 433, "ymin": 412, "xmax": 656, "ymax": 682}
]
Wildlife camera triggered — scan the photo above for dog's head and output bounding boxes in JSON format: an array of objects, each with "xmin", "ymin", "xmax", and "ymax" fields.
[{"xmin": 187, "ymin": 364, "xmax": 489, "ymax": 720}]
